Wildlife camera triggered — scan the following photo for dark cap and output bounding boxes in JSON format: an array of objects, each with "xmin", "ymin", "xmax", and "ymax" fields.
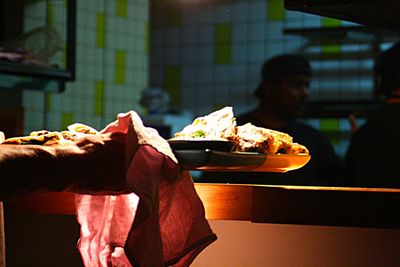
[
  {"xmin": 261, "ymin": 54, "xmax": 311, "ymax": 81},
  {"xmin": 253, "ymin": 54, "xmax": 311, "ymax": 97}
]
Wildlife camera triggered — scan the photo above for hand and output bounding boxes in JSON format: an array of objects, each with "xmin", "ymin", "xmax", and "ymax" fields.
[
  {"xmin": 0, "ymin": 132, "xmax": 129, "ymax": 200},
  {"xmin": 348, "ymin": 113, "xmax": 358, "ymax": 134}
]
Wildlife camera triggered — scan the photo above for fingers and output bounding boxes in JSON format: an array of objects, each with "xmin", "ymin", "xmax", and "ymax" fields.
[{"xmin": 348, "ymin": 113, "xmax": 358, "ymax": 134}]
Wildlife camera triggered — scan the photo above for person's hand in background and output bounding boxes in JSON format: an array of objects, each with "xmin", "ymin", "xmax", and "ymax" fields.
[{"xmin": 348, "ymin": 113, "xmax": 358, "ymax": 135}]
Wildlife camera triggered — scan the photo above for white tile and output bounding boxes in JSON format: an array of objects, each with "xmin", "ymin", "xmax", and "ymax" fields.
[
  {"xmin": 213, "ymin": 65, "xmax": 230, "ymax": 83},
  {"xmin": 196, "ymin": 46, "xmax": 213, "ymax": 64},
  {"xmin": 196, "ymin": 6, "xmax": 214, "ymax": 24},
  {"xmin": 213, "ymin": 5, "xmax": 231, "ymax": 23},
  {"xmin": 181, "ymin": 66, "xmax": 196, "ymax": 86},
  {"xmin": 196, "ymin": 25, "xmax": 213, "ymax": 45},
  {"xmin": 165, "ymin": 28, "xmax": 180, "ymax": 46},
  {"xmin": 182, "ymin": 26, "xmax": 198, "ymax": 45},
  {"xmin": 231, "ymin": 1, "xmax": 248, "ymax": 22},
  {"xmin": 248, "ymin": 2, "xmax": 266, "ymax": 22},
  {"xmin": 233, "ymin": 23, "xmax": 248, "ymax": 43},
  {"xmin": 249, "ymin": 22, "xmax": 265, "ymax": 41},
  {"xmin": 164, "ymin": 47, "xmax": 180, "ymax": 64},
  {"xmin": 248, "ymin": 42, "xmax": 265, "ymax": 62},
  {"xmin": 230, "ymin": 64, "xmax": 248, "ymax": 83},
  {"xmin": 181, "ymin": 46, "xmax": 197, "ymax": 64},
  {"xmin": 232, "ymin": 44, "xmax": 248, "ymax": 63},
  {"xmin": 196, "ymin": 66, "xmax": 213, "ymax": 85},
  {"xmin": 265, "ymin": 21, "xmax": 284, "ymax": 39}
]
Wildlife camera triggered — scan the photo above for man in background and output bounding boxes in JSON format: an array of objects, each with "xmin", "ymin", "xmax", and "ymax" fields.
[
  {"xmin": 345, "ymin": 42, "xmax": 400, "ymax": 188},
  {"xmin": 201, "ymin": 54, "xmax": 343, "ymax": 186}
]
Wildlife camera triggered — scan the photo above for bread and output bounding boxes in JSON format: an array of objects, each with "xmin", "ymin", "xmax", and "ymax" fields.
[
  {"xmin": 173, "ymin": 106, "xmax": 236, "ymax": 140},
  {"xmin": 230, "ymin": 123, "xmax": 294, "ymax": 154}
]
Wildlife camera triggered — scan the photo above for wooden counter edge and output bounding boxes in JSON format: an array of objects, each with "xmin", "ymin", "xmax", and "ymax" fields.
[{"xmin": 4, "ymin": 184, "xmax": 400, "ymax": 229}]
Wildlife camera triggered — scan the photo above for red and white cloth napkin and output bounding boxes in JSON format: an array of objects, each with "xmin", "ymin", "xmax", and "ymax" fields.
[{"xmin": 75, "ymin": 111, "xmax": 216, "ymax": 267}]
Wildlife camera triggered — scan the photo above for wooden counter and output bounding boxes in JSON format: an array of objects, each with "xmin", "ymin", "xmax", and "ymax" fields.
[{"xmin": 4, "ymin": 184, "xmax": 400, "ymax": 229}]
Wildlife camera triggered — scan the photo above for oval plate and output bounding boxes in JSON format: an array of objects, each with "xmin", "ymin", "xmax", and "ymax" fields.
[{"xmin": 168, "ymin": 139, "xmax": 236, "ymax": 152}]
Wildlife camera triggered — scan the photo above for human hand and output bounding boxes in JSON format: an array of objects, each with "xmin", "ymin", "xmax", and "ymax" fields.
[
  {"xmin": 66, "ymin": 132, "xmax": 129, "ymax": 194},
  {"xmin": 348, "ymin": 113, "xmax": 358, "ymax": 134}
]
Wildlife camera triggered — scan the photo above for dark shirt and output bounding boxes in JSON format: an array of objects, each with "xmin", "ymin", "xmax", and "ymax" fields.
[
  {"xmin": 200, "ymin": 110, "xmax": 343, "ymax": 186},
  {"xmin": 345, "ymin": 102, "xmax": 400, "ymax": 188}
]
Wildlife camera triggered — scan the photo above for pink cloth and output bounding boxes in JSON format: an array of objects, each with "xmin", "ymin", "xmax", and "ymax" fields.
[{"xmin": 75, "ymin": 111, "xmax": 216, "ymax": 267}]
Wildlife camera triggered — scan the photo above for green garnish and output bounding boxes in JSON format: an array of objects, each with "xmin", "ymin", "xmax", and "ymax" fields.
[{"xmin": 191, "ymin": 130, "xmax": 206, "ymax": 138}]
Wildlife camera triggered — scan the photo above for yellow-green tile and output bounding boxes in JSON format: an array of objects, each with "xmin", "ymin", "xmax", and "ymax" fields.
[
  {"xmin": 322, "ymin": 17, "xmax": 342, "ymax": 27},
  {"xmin": 321, "ymin": 44, "xmax": 341, "ymax": 55},
  {"xmin": 116, "ymin": 0, "xmax": 127, "ymax": 17},
  {"xmin": 96, "ymin": 13, "xmax": 105, "ymax": 48},
  {"xmin": 268, "ymin": 0, "xmax": 284, "ymax": 20},
  {"xmin": 215, "ymin": 24, "xmax": 231, "ymax": 44},
  {"xmin": 320, "ymin": 118, "xmax": 340, "ymax": 131},
  {"xmin": 320, "ymin": 118, "xmax": 340, "ymax": 144},
  {"xmin": 61, "ymin": 112, "xmax": 74, "ymax": 130},
  {"xmin": 144, "ymin": 22, "xmax": 149, "ymax": 54},
  {"xmin": 214, "ymin": 24, "xmax": 232, "ymax": 64},
  {"xmin": 164, "ymin": 65, "xmax": 181, "ymax": 106},
  {"xmin": 215, "ymin": 45, "xmax": 232, "ymax": 64},
  {"xmin": 44, "ymin": 92, "xmax": 52, "ymax": 112},
  {"xmin": 46, "ymin": 2, "xmax": 54, "ymax": 25},
  {"xmin": 115, "ymin": 50, "xmax": 126, "ymax": 84},
  {"xmin": 94, "ymin": 81, "xmax": 104, "ymax": 116}
]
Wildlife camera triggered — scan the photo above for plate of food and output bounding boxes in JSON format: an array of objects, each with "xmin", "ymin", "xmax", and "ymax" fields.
[{"xmin": 170, "ymin": 106, "xmax": 311, "ymax": 173}]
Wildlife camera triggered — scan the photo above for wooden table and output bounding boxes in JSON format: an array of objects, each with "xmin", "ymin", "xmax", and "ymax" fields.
[{"xmin": 5, "ymin": 183, "xmax": 400, "ymax": 229}]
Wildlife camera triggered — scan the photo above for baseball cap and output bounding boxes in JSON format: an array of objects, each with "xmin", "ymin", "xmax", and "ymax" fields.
[{"xmin": 254, "ymin": 54, "xmax": 312, "ymax": 97}]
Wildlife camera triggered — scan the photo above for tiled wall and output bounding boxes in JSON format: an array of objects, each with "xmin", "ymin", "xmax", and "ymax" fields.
[
  {"xmin": 150, "ymin": 0, "xmax": 391, "ymax": 157},
  {"xmin": 22, "ymin": 0, "xmax": 149, "ymax": 133}
]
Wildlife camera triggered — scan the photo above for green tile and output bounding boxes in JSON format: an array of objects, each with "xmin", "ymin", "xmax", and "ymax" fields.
[
  {"xmin": 214, "ymin": 24, "xmax": 232, "ymax": 64},
  {"xmin": 320, "ymin": 118, "xmax": 340, "ymax": 144},
  {"xmin": 116, "ymin": 0, "xmax": 127, "ymax": 17},
  {"xmin": 164, "ymin": 65, "xmax": 181, "ymax": 106},
  {"xmin": 320, "ymin": 118, "xmax": 340, "ymax": 131},
  {"xmin": 215, "ymin": 45, "xmax": 232, "ymax": 64},
  {"xmin": 144, "ymin": 22, "xmax": 149, "ymax": 54},
  {"xmin": 268, "ymin": 0, "xmax": 285, "ymax": 20},
  {"xmin": 44, "ymin": 92, "xmax": 52, "ymax": 112},
  {"xmin": 46, "ymin": 2, "xmax": 54, "ymax": 25},
  {"xmin": 61, "ymin": 112, "xmax": 74, "ymax": 130},
  {"xmin": 321, "ymin": 44, "xmax": 341, "ymax": 55},
  {"xmin": 115, "ymin": 50, "xmax": 126, "ymax": 84},
  {"xmin": 96, "ymin": 13, "xmax": 105, "ymax": 48},
  {"xmin": 322, "ymin": 17, "xmax": 342, "ymax": 27},
  {"xmin": 94, "ymin": 81, "xmax": 104, "ymax": 116},
  {"xmin": 215, "ymin": 23, "xmax": 232, "ymax": 44}
]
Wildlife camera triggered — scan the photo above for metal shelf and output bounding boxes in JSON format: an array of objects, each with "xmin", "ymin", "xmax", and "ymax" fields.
[{"xmin": 284, "ymin": 0, "xmax": 400, "ymax": 32}]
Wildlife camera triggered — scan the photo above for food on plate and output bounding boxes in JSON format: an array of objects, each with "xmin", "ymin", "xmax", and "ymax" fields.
[
  {"xmin": 1, "ymin": 123, "xmax": 98, "ymax": 146},
  {"xmin": 172, "ymin": 107, "xmax": 309, "ymax": 155},
  {"xmin": 172, "ymin": 106, "xmax": 236, "ymax": 141},
  {"xmin": 231, "ymin": 123, "xmax": 308, "ymax": 154}
]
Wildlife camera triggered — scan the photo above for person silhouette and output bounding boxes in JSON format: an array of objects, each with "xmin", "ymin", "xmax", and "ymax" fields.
[
  {"xmin": 201, "ymin": 54, "xmax": 343, "ymax": 186},
  {"xmin": 345, "ymin": 42, "xmax": 400, "ymax": 188}
]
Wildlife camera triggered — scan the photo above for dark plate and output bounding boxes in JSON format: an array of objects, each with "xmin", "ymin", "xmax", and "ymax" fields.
[
  {"xmin": 168, "ymin": 139, "xmax": 236, "ymax": 152},
  {"xmin": 173, "ymin": 149, "xmax": 311, "ymax": 173}
]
